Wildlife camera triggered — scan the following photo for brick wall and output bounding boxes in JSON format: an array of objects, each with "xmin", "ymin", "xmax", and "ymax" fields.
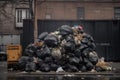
[
  {"xmin": 36, "ymin": 1, "xmax": 120, "ymax": 20},
  {"xmin": 0, "ymin": 2, "xmax": 29, "ymax": 34}
]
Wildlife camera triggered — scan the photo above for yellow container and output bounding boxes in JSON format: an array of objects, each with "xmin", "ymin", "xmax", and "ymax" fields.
[{"xmin": 7, "ymin": 45, "xmax": 22, "ymax": 64}]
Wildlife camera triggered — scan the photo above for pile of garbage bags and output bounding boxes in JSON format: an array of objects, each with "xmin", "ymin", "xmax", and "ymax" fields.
[{"xmin": 19, "ymin": 25, "xmax": 112, "ymax": 72}]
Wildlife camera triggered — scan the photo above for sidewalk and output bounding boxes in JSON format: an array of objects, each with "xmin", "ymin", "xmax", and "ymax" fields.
[
  {"xmin": 7, "ymin": 62, "xmax": 120, "ymax": 77},
  {"xmin": 110, "ymin": 62, "xmax": 120, "ymax": 69},
  {"xmin": 0, "ymin": 61, "xmax": 117, "ymax": 77}
]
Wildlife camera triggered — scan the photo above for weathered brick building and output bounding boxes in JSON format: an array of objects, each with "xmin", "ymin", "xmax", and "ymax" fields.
[
  {"xmin": 36, "ymin": 0, "xmax": 120, "ymax": 20},
  {"xmin": 0, "ymin": 1, "xmax": 30, "ymax": 51},
  {"xmin": 0, "ymin": 1, "xmax": 30, "ymax": 34}
]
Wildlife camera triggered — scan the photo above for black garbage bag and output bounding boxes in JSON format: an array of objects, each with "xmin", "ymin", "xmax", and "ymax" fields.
[
  {"xmin": 38, "ymin": 58, "xmax": 43, "ymax": 65},
  {"xmin": 82, "ymin": 48, "xmax": 92, "ymax": 57},
  {"xmin": 38, "ymin": 32, "xmax": 48, "ymax": 41},
  {"xmin": 79, "ymin": 56, "xmax": 83, "ymax": 63},
  {"xmin": 37, "ymin": 58, "xmax": 43, "ymax": 69},
  {"xmin": 25, "ymin": 44, "xmax": 37, "ymax": 57},
  {"xmin": 65, "ymin": 35, "xmax": 75, "ymax": 43},
  {"xmin": 58, "ymin": 54, "xmax": 69, "ymax": 66},
  {"xmin": 79, "ymin": 65, "xmax": 87, "ymax": 72},
  {"xmin": 36, "ymin": 46, "xmax": 51, "ymax": 59},
  {"xmin": 79, "ymin": 44, "xmax": 88, "ymax": 52},
  {"xmin": 36, "ymin": 50, "xmax": 41, "ymax": 58},
  {"xmin": 83, "ymin": 57, "xmax": 88, "ymax": 63},
  {"xmin": 78, "ymin": 29, "xmax": 84, "ymax": 34},
  {"xmin": 25, "ymin": 62, "xmax": 36, "ymax": 72},
  {"xmin": 44, "ymin": 35, "xmax": 59, "ymax": 47},
  {"xmin": 18, "ymin": 56, "xmax": 30, "ymax": 71},
  {"xmin": 18, "ymin": 56, "xmax": 29, "ymax": 64},
  {"xmin": 44, "ymin": 57, "xmax": 53, "ymax": 63},
  {"xmin": 83, "ymin": 34, "xmax": 91, "ymax": 38},
  {"xmin": 63, "ymin": 64, "xmax": 79, "ymax": 72},
  {"xmin": 64, "ymin": 42, "xmax": 75, "ymax": 52},
  {"xmin": 88, "ymin": 42, "xmax": 96, "ymax": 50},
  {"xmin": 95, "ymin": 66, "xmax": 105, "ymax": 72},
  {"xmin": 69, "ymin": 57, "xmax": 80, "ymax": 65},
  {"xmin": 89, "ymin": 36, "xmax": 94, "ymax": 42},
  {"xmin": 40, "ymin": 63, "xmax": 50, "ymax": 72},
  {"xmin": 59, "ymin": 25, "xmax": 73, "ymax": 36},
  {"xmin": 83, "ymin": 58, "xmax": 94, "ymax": 70},
  {"xmin": 83, "ymin": 34, "xmax": 94, "ymax": 42},
  {"xmin": 50, "ymin": 63, "xmax": 59, "ymax": 71},
  {"xmin": 74, "ymin": 48, "xmax": 82, "ymax": 57},
  {"xmin": 67, "ymin": 53, "xmax": 75, "ymax": 57},
  {"xmin": 81, "ymin": 38, "xmax": 89, "ymax": 44},
  {"xmin": 86, "ymin": 61, "xmax": 94, "ymax": 71},
  {"xmin": 88, "ymin": 52, "xmax": 98, "ymax": 65}
]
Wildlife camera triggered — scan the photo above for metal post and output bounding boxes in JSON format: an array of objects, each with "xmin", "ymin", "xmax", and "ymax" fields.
[
  {"xmin": 33, "ymin": 0, "xmax": 38, "ymax": 41},
  {"xmin": 29, "ymin": 0, "xmax": 36, "ymax": 42}
]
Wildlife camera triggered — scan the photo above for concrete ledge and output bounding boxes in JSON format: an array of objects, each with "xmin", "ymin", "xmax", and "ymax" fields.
[{"xmin": 7, "ymin": 71, "xmax": 120, "ymax": 77}]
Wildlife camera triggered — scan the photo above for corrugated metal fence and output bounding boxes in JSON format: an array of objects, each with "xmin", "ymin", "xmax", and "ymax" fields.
[{"xmin": 22, "ymin": 19, "xmax": 34, "ymax": 53}]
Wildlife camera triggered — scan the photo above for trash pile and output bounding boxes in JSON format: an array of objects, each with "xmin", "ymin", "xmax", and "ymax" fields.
[{"xmin": 19, "ymin": 25, "xmax": 112, "ymax": 72}]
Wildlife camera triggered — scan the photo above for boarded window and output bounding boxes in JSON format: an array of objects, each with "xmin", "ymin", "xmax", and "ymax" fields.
[
  {"xmin": 77, "ymin": 7, "xmax": 85, "ymax": 20},
  {"xmin": 16, "ymin": 8, "xmax": 31, "ymax": 28},
  {"xmin": 114, "ymin": 7, "xmax": 120, "ymax": 19}
]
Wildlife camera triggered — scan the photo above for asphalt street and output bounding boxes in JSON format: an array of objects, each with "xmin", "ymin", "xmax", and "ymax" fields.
[{"xmin": 0, "ymin": 62, "xmax": 7, "ymax": 80}]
